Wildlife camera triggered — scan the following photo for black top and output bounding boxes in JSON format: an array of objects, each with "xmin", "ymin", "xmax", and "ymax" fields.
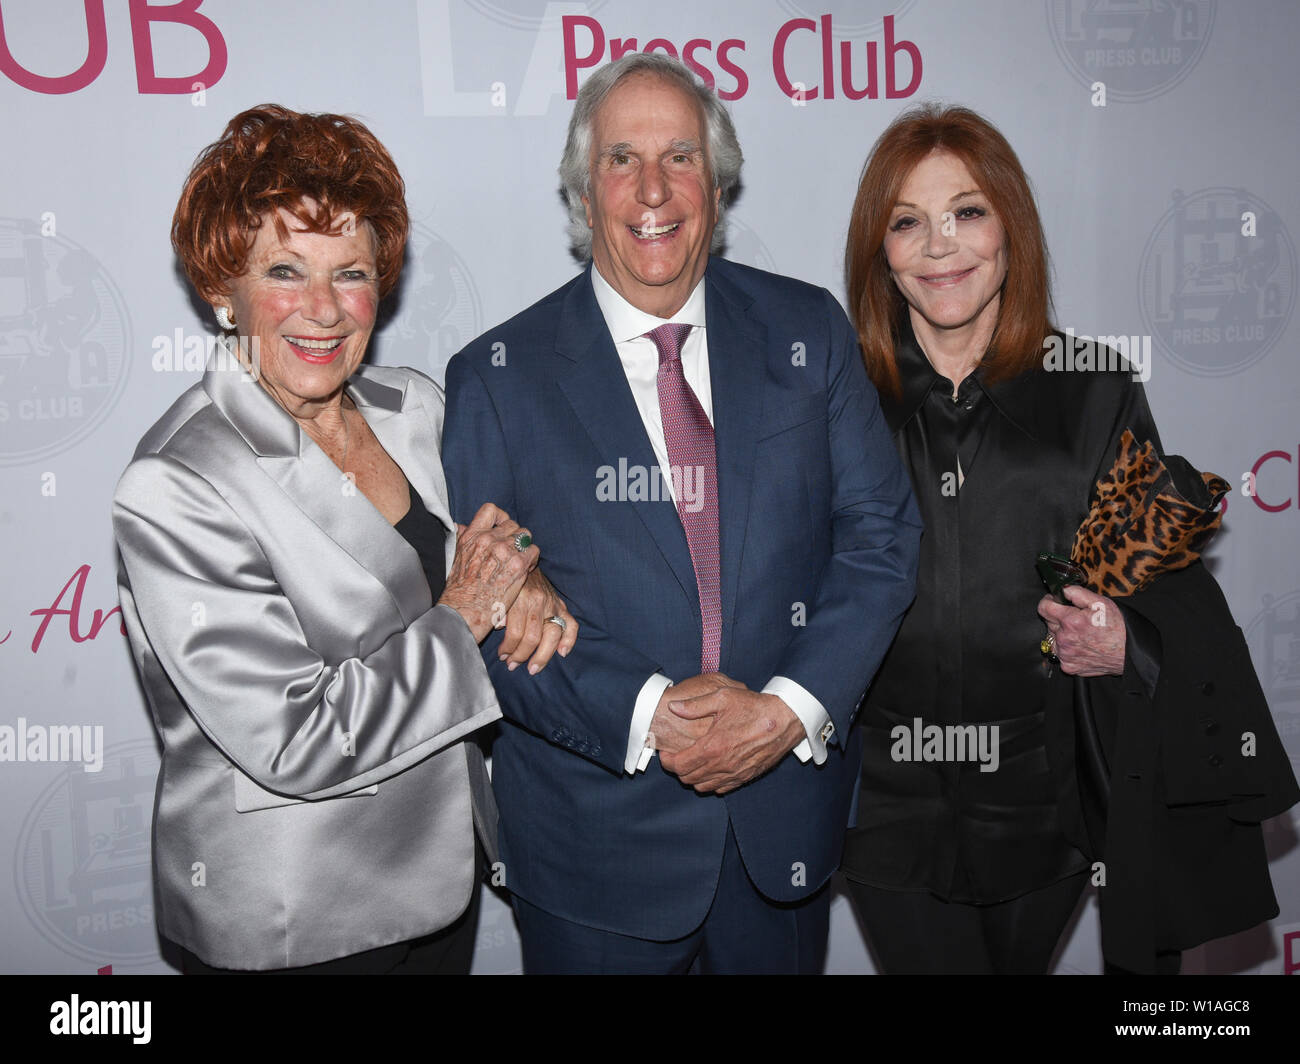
[
  {"xmin": 842, "ymin": 319, "xmax": 1160, "ymax": 903},
  {"xmin": 392, "ymin": 479, "xmax": 448, "ymax": 603}
]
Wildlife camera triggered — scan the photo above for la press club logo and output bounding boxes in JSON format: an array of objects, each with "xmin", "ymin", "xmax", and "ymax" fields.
[
  {"xmin": 1047, "ymin": 0, "xmax": 1214, "ymax": 102},
  {"xmin": 387, "ymin": 222, "xmax": 482, "ymax": 382},
  {"xmin": 418, "ymin": 0, "xmax": 923, "ymax": 115},
  {"xmin": 0, "ymin": 220, "xmax": 130, "ymax": 466},
  {"xmin": 1139, "ymin": 189, "xmax": 1296, "ymax": 377},
  {"xmin": 16, "ymin": 739, "xmax": 160, "ymax": 967}
]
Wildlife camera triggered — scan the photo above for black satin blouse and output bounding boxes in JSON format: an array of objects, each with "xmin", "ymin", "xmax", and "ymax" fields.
[
  {"xmin": 393, "ymin": 479, "xmax": 448, "ymax": 603},
  {"xmin": 842, "ymin": 321, "xmax": 1160, "ymax": 903}
]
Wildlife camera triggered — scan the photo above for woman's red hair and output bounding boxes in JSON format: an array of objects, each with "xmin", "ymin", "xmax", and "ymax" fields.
[
  {"xmin": 845, "ymin": 104, "xmax": 1053, "ymax": 400},
  {"xmin": 171, "ymin": 104, "xmax": 408, "ymax": 302}
]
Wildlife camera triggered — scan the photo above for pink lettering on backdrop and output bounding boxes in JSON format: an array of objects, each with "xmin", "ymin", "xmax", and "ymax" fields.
[
  {"xmin": 561, "ymin": 15, "xmax": 750, "ymax": 102},
  {"xmin": 1250, "ymin": 449, "xmax": 1295, "ymax": 513},
  {"xmin": 772, "ymin": 17, "xmax": 816, "ymax": 100},
  {"xmin": 0, "ymin": 0, "xmax": 226, "ymax": 94},
  {"xmin": 0, "ymin": 0, "xmax": 108, "ymax": 94},
  {"xmin": 563, "ymin": 14, "xmax": 604, "ymax": 99},
  {"xmin": 562, "ymin": 13, "xmax": 914, "ymax": 104},
  {"xmin": 772, "ymin": 14, "xmax": 920, "ymax": 101},
  {"xmin": 883, "ymin": 15, "xmax": 922, "ymax": 98},
  {"xmin": 28, "ymin": 564, "xmax": 125, "ymax": 653},
  {"xmin": 128, "ymin": 0, "xmax": 226, "ymax": 93}
]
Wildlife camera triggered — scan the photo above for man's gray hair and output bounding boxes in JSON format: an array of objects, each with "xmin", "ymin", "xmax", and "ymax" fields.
[{"xmin": 559, "ymin": 53, "xmax": 744, "ymax": 258}]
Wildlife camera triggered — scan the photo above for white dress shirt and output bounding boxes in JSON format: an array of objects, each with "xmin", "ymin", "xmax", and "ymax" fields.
[{"xmin": 587, "ymin": 266, "xmax": 834, "ymax": 773}]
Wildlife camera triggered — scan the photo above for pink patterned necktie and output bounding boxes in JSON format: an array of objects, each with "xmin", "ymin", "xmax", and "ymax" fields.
[{"xmin": 646, "ymin": 322, "xmax": 721, "ymax": 672}]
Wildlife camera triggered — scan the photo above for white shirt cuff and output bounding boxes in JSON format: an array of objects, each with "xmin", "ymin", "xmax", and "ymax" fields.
[
  {"xmin": 763, "ymin": 676, "xmax": 833, "ymax": 765},
  {"xmin": 627, "ymin": 673, "xmax": 673, "ymax": 773}
]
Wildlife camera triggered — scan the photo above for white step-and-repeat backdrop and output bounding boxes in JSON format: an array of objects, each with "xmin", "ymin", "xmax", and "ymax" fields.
[{"xmin": 1, "ymin": 0, "xmax": 1296, "ymax": 974}]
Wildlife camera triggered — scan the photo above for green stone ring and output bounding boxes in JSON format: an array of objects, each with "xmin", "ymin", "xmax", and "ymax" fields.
[{"xmin": 513, "ymin": 532, "xmax": 532, "ymax": 552}]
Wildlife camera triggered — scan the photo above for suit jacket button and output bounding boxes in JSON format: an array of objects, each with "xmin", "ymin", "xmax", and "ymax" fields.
[
  {"xmin": 1208, "ymin": 754, "xmax": 1223, "ymax": 768},
  {"xmin": 1203, "ymin": 719, "xmax": 1219, "ymax": 736},
  {"xmin": 1200, "ymin": 680, "xmax": 1215, "ymax": 695}
]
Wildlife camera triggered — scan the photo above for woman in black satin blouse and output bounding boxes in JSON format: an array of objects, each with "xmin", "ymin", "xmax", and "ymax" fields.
[
  {"xmin": 841, "ymin": 103, "xmax": 1299, "ymax": 975},
  {"xmin": 838, "ymin": 104, "xmax": 1162, "ymax": 973}
]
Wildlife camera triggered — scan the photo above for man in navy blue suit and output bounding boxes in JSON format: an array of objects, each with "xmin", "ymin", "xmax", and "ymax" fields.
[{"xmin": 441, "ymin": 53, "xmax": 921, "ymax": 973}]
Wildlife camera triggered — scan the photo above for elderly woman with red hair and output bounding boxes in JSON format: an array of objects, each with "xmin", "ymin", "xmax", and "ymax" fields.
[
  {"xmin": 839, "ymin": 104, "xmax": 1296, "ymax": 974},
  {"xmin": 113, "ymin": 105, "xmax": 574, "ymax": 973}
]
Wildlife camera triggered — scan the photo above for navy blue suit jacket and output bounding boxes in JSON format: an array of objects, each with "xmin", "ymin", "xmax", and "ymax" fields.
[{"xmin": 441, "ymin": 258, "xmax": 920, "ymax": 939}]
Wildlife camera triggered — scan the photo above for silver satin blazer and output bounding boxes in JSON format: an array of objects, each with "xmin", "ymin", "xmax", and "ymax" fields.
[{"xmin": 112, "ymin": 357, "xmax": 501, "ymax": 970}]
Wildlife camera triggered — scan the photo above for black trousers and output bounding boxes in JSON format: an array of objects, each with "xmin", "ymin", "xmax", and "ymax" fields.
[
  {"xmin": 847, "ymin": 871, "xmax": 1089, "ymax": 974},
  {"xmin": 177, "ymin": 843, "xmax": 485, "ymax": 975}
]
